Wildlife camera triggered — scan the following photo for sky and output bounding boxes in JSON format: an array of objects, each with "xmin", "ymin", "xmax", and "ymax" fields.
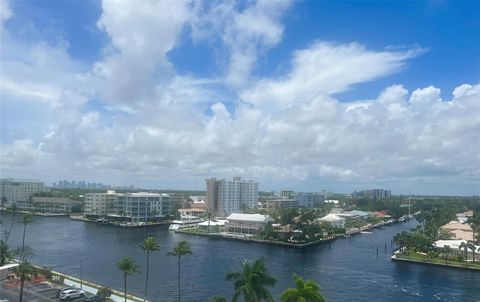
[{"xmin": 0, "ymin": 0, "xmax": 479, "ymax": 195}]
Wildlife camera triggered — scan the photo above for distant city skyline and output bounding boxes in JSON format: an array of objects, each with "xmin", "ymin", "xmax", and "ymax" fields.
[{"xmin": 1, "ymin": 1, "xmax": 479, "ymax": 196}]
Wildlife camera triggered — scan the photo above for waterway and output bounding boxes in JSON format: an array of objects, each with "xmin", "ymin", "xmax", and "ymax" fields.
[{"xmin": 1, "ymin": 214, "xmax": 479, "ymax": 302}]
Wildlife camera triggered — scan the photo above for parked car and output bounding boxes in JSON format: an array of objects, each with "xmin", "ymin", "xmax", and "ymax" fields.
[
  {"xmin": 56, "ymin": 287, "xmax": 75, "ymax": 298},
  {"xmin": 59, "ymin": 289, "xmax": 85, "ymax": 301},
  {"xmin": 84, "ymin": 294, "xmax": 104, "ymax": 302}
]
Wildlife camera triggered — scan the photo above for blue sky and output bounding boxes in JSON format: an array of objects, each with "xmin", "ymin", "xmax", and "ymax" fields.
[{"xmin": 1, "ymin": 0, "xmax": 479, "ymax": 195}]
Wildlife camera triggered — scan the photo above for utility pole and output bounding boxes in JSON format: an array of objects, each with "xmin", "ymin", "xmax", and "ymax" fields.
[{"xmin": 80, "ymin": 260, "xmax": 84, "ymax": 290}]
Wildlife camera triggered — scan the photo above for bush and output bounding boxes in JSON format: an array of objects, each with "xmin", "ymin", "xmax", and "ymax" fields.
[
  {"xmin": 97, "ymin": 287, "xmax": 112, "ymax": 298},
  {"xmin": 40, "ymin": 267, "xmax": 53, "ymax": 279}
]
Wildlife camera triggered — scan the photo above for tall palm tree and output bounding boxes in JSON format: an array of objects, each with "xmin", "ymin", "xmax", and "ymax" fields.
[
  {"xmin": 466, "ymin": 241, "xmax": 476, "ymax": 263},
  {"xmin": 280, "ymin": 274, "xmax": 326, "ymax": 302},
  {"xmin": 117, "ymin": 256, "xmax": 140, "ymax": 302},
  {"xmin": 168, "ymin": 240, "xmax": 192, "ymax": 302},
  {"xmin": 459, "ymin": 242, "xmax": 469, "ymax": 261},
  {"xmin": 4, "ymin": 204, "xmax": 17, "ymax": 243},
  {"xmin": 18, "ymin": 260, "xmax": 35, "ymax": 302},
  {"xmin": 141, "ymin": 236, "xmax": 160, "ymax": 302},
  {"xmin": 226, "ymin": 258, "xmax": 277, "ymax": 302},
  {"xmin": 19, "ymin": 213, "xmax": 33, "ymax": 260}
]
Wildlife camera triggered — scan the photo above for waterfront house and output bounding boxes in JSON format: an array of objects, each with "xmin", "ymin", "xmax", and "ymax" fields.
[
  {"xmin": 15, "ymin": 197, "xmax": 81, "ymax": 214},
  {"xmin": 317, "ymin": 214, "xmax": 346, "ymax": 228},
  {"xmin": 434, "ymin": 240, "xmax": 480, "ymax": 261},
  {"xmin": 226, "ymin": 213, "xmax": 274, "ymax": 234},
  {"xmin": 198, "ymin": 219, "xmax": 227, "ymax": 232},
  {"xmin": 440, "ymin": 221, "xmax": 474, "ymax": 241}
]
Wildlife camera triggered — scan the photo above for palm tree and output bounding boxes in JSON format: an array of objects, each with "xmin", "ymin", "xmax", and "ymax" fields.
[
  {"xmin": 459, "ymin": 242, "xmax": 469, "ymax": 261},
  {"xmin": 117, "ymin": 257, "xmax": 140, "ymax": 302},
  {"xmin": 466, "ymin": 241, "xmax": 476, "ymax": 263},
  {"xmin": 211, "ymin": 296, "xmax": 228, "ymax": 302},
  {"xmin": 467, "ymin": 212, "xmax": 480, "ymax": 244},
  {"xmin": 141, "ymin": 236, "xmax": 160, "ymax": 302},
  {"xmin": 280, "ymin": 274, "xmax": 326, "ymax": 302},
  {"xmin": 4, "ymin": 204, "xmax": 17, "ymax": 243},
  {"xmin": 206, "ymin": 209, "xmax": 215, "ymax": 233},
  {"xmin": 168, "ymin": 240, "xmax": 192, "ymax": 302},
  {"xmin": 18, "ymin": 260, "xmax": 36, "ymax": 302},
  {"xmin": 226, "ymin": 258, "xmax": 277, "ymax": 302},
  {"xmin": 19, "ymin": 213, "xmax": 33, "ymax": 260}
]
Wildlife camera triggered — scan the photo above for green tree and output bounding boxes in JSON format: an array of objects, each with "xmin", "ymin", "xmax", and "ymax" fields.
[
  {"xmin": 466, "ymin": 241, "xmax": 477, "ymax": 263},
  {"xmin": 211, "ymin": 296, "xmax": 228, "ymax": 302},
  {"xmin": 19, "ymin": 213, "xmax": 33, "ymax": 260},
  {"xmin": 4, "ymin": 204, "xmax": 17, "ymax": 243},
  {"xmin": 226, "ymin": 258, "xmax": 277, "ymax": 302},
  {"xmin": 459, "ymin": 242, "xmax": 469, "ymax": 261},
  {"xmin": 280, "ymin": 274, "xmax": 326, "ymax": 302},
  {"xmin": 168, "ymin": 240, "xmax": 192, "ymax": 302},
  {"xmin": 141, "ymin": 236, "xmax": 160, "ymax": 302},
  {"xmin": 17, "ymin": 260, "xmax": 36, "ymax": 302},
  {"xmin": 0, "ymin": 240, "xmax": 12, "ymax": 266},
  {"xmin": 117, "ymin": 256, "xmax": 140, "ymax": 302},
  {"xmin": 468, "ymin": 212, "xmax": 480, "ymax": 244}
]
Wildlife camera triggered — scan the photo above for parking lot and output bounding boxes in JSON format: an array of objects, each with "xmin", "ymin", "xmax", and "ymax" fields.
[{"xmin": 0, "ymin": 281, "xmax": 93, "ymax": 302}]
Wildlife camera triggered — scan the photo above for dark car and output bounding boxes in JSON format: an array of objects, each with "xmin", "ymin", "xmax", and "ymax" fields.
[{"xmin": 84, "ymin": 294, "xmax": 104, "ymax": 302}]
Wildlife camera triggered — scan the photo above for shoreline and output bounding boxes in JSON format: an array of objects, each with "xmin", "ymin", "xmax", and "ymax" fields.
[
  {"xmin": 174, "ymin": 219, "xmax": 406, "ymax": 249},
  {"xmin": 26, "ymin": 262, "xmax": 147, "ymax": 302},
  {"xmin": 390, "ymin": 253, "xmax": 480, "ymax": 271}
]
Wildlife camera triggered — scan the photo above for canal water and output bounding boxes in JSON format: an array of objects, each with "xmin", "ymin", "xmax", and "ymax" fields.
[{"xmin": 1, "ymin": 214, "xmax": 479, "ymax": 302}]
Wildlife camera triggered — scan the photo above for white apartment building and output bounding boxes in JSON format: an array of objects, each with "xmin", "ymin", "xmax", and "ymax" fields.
[
  {"xmin": 206, "ymin": 177, "xmax": 259, "ymax": 216},
  {"xmin": 0, "ymin": 178, "xmax": 45, "ymax": 206},
  {"xmin": 112, "ymin": 192, "xmax": 171, "ymax": 222},
  {"xmin": 85, "ymin": 191, "xmax": 172, "ymax": 222},
  {"xmin": 84, "ymin": 190, "xmax": 117, "ymax": 217}
]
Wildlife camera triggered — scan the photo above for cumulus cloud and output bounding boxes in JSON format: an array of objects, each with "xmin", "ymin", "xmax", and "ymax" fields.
[
  {"xmin": 93, "ymin": 0, "xmax": 190, "ymax": 105},
  {"xmin": 1, "ymin": 0, "xmax": 479, "ymax": 195},
  {"xmin": 191, "ymin": 0, "xmax": 292, "ymax": 87}
]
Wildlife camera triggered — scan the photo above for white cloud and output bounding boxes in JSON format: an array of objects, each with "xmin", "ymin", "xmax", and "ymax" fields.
[
  {"xmin": 1, "ymin": 0, "xmax": 478, "ymax": 195},
  {"xmin": 93, "ymin": 0, "xmax": 190, "ymax": 105},
  {"xmin": 191, "ymin": 0, "xmax": 292, "ymax": 87},
  {"xmin": 0, "ymin": 0, "xmax": 12, "ymax": 32},
  {"xmin": 242, "ymin": 42, "xmax": 424, "ymax": 110}
]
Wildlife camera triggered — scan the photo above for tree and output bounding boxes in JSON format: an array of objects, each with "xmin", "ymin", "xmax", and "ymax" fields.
[
  {"xmin": 466, "ymin": 241, "xmax": 477, "ymax": 263},
  {"xmin": 97, "ymin": 287, "xmax": 113, "ymax": 299},
  {"xmin": 206, "ymin": 209, "xmax": 215, "ymax": 233},
  {"xmin": 168, "ymin": 240, "xmax": 192, "ymax": 302},
  {"xmin": 280, "ymin": 274, "xmax": 326, "ymax": 302},
  {"xmin": 17, "ymin": 260, "xmax": 36, "ymax": 302},
  {"xmin": 211, "ymin": 296, "xmax": 228, "ymax": 302},
  {"xmin": 459, "ymin": 242, "xmax": 469, "ymax": 261},
  {"xmin": 19, "ymin": 213, "xmax": 33, "ymax": 255},
  {"xmin": 468, "ymin": 212, "xmax": 480, "ymax": 244},
  {"xmin": 4, "ymin": 204, "xmax": 17, "ymax": 243},
  {"xmin": 226, "ymin": 258, "xmax": 277, "ymax": 302},
  {"xmin": 141, "ymin": 236, "xmax": 160, "ymax": 302},
  {"xmin": 0, "ymin": 240, "xmax": 12, "ymax": 266},
  {"xmin": 117, "ymin": 257, "xmax": 140, "ymax": 302}
]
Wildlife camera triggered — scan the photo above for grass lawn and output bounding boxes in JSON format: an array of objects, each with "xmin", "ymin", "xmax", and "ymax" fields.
[{"xmin": 397, "ymin": 251, "xmax": 480, "ymax": 270}]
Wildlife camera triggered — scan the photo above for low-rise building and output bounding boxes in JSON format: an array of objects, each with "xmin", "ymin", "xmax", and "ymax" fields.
[
  {"xmin": 111, "ymin": 192, "xmax": 171, "ymax": 222},
  {"xmin": 266, "ymin": 198, "xmax": 299, "ymax": 209},
  {"xmin": 226, "ymin": 213, "xmax": 274, "ymax": 234},
  {"xmin": 16, "ymin": 197, "xmax": 81, "ymax": 214},
  {"xmin": 317, "ymin": 214, "xmax": 346, "ymax": 228},
  {"xmin": 84, "ymin": 190, "xmax": 117, "ymax": 217},
  {"xmin": 440, "ymin": 221, "xmax": 473, "ymax": 241}
]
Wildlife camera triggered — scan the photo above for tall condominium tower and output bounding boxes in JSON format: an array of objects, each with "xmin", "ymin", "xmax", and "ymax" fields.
[{"xmin": 206, "ymin": 177, "xmax": 259, "ymax": 216}]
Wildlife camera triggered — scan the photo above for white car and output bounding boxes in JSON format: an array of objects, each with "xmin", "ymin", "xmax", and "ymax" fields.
[{"xmin": 59, "ymin": 289, "xmax": 85, "ymax": 301}]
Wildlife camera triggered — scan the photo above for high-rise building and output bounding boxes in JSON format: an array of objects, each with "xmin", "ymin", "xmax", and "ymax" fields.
[
  {"xmin": 352, "ymin": 189, "xmax": 392, "ymax": 199},
  {"xmin": 280, "ymin": 190, "xmax": 295, "ymax": 199},
  {"xmin": 206, "ymin": 177, "xmax": 259, "ymax": 216},
  {"xmin": 0, "ymin": 178, "xmax": 45, "ymax": 205}
]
